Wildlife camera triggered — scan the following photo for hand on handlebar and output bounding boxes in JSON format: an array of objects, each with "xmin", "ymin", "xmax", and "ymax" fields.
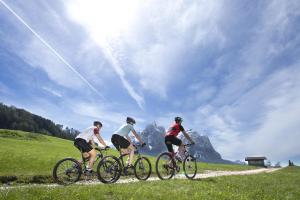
[{"xmin": 95, "ymin": 146, "xmax": 110, "ymax": 151}]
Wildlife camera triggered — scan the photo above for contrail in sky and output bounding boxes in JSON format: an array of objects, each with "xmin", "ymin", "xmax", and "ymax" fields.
[
  {"xmin": 101, "ymin": 42, "xmax": 145, "ymax": 109},
  {"xmin": 0, "ymin": 0, "xmax": 103, "ymax": 98}
]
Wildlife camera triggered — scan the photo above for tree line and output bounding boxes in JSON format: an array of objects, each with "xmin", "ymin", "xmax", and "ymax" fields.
[{"xmin": 0, "ymin": 103, "xmax": 79, "ymax": 140}]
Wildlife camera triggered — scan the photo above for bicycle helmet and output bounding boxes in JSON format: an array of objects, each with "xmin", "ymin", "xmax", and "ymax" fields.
[
  {"xmin": 174, "ymin": 116, "xmax": 183, "ymax": 123},
  {"xmin": 93, "ymin": 121, "xmax": 103, "ymax": 127},
  {"xmin": 126, "ymin": 117, "xmax": 136, "ymax": 124}
]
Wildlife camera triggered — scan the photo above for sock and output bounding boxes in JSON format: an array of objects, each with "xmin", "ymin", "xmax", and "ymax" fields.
[{"xmin": 86, "ymin": 167, "xmax": 92, "ymax": 171}]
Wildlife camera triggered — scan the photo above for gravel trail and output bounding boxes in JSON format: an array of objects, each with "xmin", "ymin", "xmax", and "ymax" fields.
[{"xmin": 0, "ymin": 168, "xmax": 281, "ymax": 190}]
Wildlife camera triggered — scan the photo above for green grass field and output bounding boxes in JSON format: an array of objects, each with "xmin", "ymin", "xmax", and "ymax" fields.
[
  {"xmin": 1, "ymin": 166, "xmax": 299, "ymax": 200},
  {"xmin": 0, "ymin": 129, "xmax": 256, "ymax": 184}
]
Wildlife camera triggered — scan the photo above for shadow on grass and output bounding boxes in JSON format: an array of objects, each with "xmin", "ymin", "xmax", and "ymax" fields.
[
  {"xmin": 191, "ymin": 177, "xmax": 217, "ymax": 183},
  {"xmin": 0, "ymin": 175, "xmax": 53, "ymax": 184}
]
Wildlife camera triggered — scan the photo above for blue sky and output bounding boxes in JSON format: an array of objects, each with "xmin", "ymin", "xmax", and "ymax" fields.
[{"xmin": 1, "ymin": 0, "xmax": 300, "ymax": 163}]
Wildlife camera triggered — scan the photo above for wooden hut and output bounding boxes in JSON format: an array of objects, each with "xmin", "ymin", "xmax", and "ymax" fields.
[{"xmin": 245, "ymin": 156, "xmax": 267, "ymax": 167}]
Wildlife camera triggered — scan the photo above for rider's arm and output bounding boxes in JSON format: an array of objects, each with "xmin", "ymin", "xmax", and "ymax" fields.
[
  {"xmin": 126, "ymin": 135, "xmax": 132, "ymax": 143},
  {"xmin": 89, "ymin": 139, "xmax": 96, "ymax": 147},
  {"xmin": 95, "ymin": 133, "xmax": 108, "ymax": 147},
  {"xmin": 131, "ymin": 129, "xmax": 143, "ymax": 144},
  {"xmin": 182, "ymin": 130, "xmax": 194, "ymax": 144}
]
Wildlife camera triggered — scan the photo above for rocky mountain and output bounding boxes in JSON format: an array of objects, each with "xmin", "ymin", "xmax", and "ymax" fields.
[
  {"xmin": 138, "ymin": 122, "xmax": 166, "ymax": 156},
  {"xmin": 138, "ymin": 122, "xmax": 233, "ymax": 164},
  {"xmin": 180, "ymin": 131, "xmax": 233, "ymax": 164}
]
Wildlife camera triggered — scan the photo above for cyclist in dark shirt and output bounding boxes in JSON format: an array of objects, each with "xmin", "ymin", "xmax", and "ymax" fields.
[{"xmin": 165, "ymin": 117, "xmax": 194, "ymax": 161}]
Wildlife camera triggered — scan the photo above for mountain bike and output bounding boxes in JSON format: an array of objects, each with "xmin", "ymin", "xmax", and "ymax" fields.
[
  {"xmin": 53, "ymin": 146, "xmax": 110, "ymax": 185},
  {"xmin": 97, "ymin": 143, "xmax": 151, "ymax": 183},
  {"xmin": 155, "ymin": 143, "xmax": 197, "ymax": 180}
]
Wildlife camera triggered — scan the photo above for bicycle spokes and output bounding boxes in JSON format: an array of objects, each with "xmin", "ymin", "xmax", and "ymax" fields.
[
  {"xmin": 156, "ymin": 152, "xmax": 175, "ymax": 180},
  {"xmin": 53, "ymin": 158, "xmax": 81, "ymax": 185},
  {"xmin": 134, "ymin": 157, "xmax": 151, "ymax": 180},
  {"xmin": 183, "ymin": 155, "xmax": 197, "ymax": 179},
  {"xmin": 97, "ymin": 156, "xmax": 121, "ymax": 184}
]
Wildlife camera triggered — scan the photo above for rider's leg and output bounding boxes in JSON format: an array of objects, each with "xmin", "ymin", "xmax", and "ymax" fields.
[
  {"xmin": 127, "ymin": 144, "xmax": 135, "ymax": 166},
  {"xmin": 172, "ymin": 137, "xmax": 184, "ymax": 159},
  {"xmin": 178, "ymin": 144, "xmax": 185, "ymax": 159},
  {"xmin": 74, "ymin": 139, "xmax": 90, "ymax": 166},
  {"xmin": 165, "ymin": 136, "xmax": 175, "ymax": 157},
  {"xmin": 165, "ymin": 136, "xmax": 175, "ymax": 167},
  {"xmin": 121, "ymin": 148, "xmax": 129, "ymax": 155},
  {"xmin": 87, "ymin": 149, "xmax": 97, "ymax": 169}
]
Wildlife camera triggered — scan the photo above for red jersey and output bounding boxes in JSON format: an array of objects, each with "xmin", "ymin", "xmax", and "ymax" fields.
[{"xmin": 166, "ymin": 123, "xmax": 185, "ymax": 137}]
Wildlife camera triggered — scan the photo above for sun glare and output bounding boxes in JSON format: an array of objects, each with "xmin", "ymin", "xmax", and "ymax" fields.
[{"xmin": 67, "ymin": 0, "xmax": 138, "ymax": 44}]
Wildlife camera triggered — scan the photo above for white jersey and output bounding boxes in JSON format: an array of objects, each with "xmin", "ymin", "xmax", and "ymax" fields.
[
  {"xmin": 76, "ymin": 126, "xmax": 99, "ymax": 142},
  {"xmin": 114, "ymin": 124, "xmax": 134, "ymax": 137}
]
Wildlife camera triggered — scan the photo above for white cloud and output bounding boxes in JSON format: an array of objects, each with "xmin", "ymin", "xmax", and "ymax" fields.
[
  {"xmin": 2, "ymin": 0, "xmax": 300, "ymax": 163},
  {"xmin": 182, "ymin": 0, "xmax": 300, "ymax": 161},
  {"xmin": 242, "ymin": 67, "xmax": 300, "ymax": 160},
  {"xmin": 185, "ymin": 85, "xmax": 217, "ymax": 107},
  {"xmin": 66, "ymin": 0, "xmax": 145, "ymax": 109},
  {"xmin": 1, "ymin": 1, "xmax": 107, "ymax": 97},
  {"xmin": 192, "ymin": 66, "xmax": 300, "ymax": 161},
  {"xmin": 214, "ymin": 1, "xmax": 300, "ymax": 106},
  {"xmin": 19, "ymin": 38, "xmax": 84, "ymax": 89},
  {"xmin": 125, "ymin": 1, "xmax": 227, "ymax": 97},
  {"xmin": 66, "ymin": 0, "xmax": 228, "ymax": 100}
]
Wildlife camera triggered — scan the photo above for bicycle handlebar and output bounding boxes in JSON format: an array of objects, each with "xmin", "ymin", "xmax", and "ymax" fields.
[
  {"xmin": 184, "ymin": 143, "xmax": 195, "ymax": 147},
  {"xmin": 133, "ymin": 143, "xmax": 146, "ymax": 148},
  {"xmin": 95, "ymin": 146, "xmax": 110, "ymax": 151}
]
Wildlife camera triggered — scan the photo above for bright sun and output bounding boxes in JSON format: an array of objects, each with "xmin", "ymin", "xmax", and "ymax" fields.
[{"xmin": 67, "ymin": 0, "xmax": 138, "ymax": 43}]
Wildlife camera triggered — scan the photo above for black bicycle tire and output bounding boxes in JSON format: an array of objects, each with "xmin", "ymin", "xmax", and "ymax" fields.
[
  {"xmin": 134, "ymin": 156, "xmax": 152, "ymax": 180},
  {"xmin": 183, "ymin": 155, "xmax": 197, "ymax": 179},
  {"xmin": 52, "ymin": 157, "xmax": 82, "ymax": 185},
  {"xmin": 96, "ymin": 155, "xmax": 121, "ymax": 184},
  {"xmin": 155, "ymin": 152, "xmax": 175, "ymax": 180}
]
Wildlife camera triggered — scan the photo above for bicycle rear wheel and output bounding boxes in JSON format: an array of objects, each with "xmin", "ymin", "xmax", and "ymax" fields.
[
  {"xmin": 183, "ymin": 155, "xmax": 197, "ymax": 179},
  {"xmin": 155, "ymin": 152, "xmax": 175, "ymax": 180},
  {"xmin": 97, "ymin": 156, "xmax": 121, "ymax": 184},
  {"xmin": 134, "ymin": 157, "xmax": 151, "ymax": 180},
  {"xmin": 53, "ymin": 158, "xmax": 82, "ymax": 185}
]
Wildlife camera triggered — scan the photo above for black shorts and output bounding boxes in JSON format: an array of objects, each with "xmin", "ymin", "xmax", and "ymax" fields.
[
  {"xmin": 74, "ymin": 138, "xmax": 93, "ymax": 153},
  {"xmin": 111, "ymin": 134, "xmax": 130, "ymax": 151},
  {"xmin": 165, "ymin": 135, "xmax": 182, "ymax": 152}
]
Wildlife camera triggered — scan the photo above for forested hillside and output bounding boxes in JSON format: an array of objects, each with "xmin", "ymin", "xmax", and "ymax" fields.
[{"xmin": 0, "ymin": 103, "xmax": 78, "ymax": 140}]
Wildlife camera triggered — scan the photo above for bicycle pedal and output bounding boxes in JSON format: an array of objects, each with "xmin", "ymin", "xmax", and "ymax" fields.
[
  {"xmin": 176, "ymin": 166, "xmax": 180, "ymax": 172},
  {"xmin": 84, "ymin": 170, "xmax": 95, "ymax": 176},
  {"xmin": 124, "ymin": 167, "xmax": 134, "ymax": 176}
]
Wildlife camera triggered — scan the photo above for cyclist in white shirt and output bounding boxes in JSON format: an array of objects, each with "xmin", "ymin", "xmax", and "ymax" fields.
[
  {"xmin": 74, "ymin": 121, "xmax": 109, "ymax": 172},
  {"xmin": 111, "ymin": 117, "xmax": 145, "ymax": 168}
]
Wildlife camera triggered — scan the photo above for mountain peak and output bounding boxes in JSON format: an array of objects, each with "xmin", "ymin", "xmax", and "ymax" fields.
[{"xmin": 139, "ymin": 123, "xmax": 233, "ymax": 164}]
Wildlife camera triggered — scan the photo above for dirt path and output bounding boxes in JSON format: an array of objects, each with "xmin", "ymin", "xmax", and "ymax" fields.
[{"xmin": 0, "ymin": 168, "xmax": 281, "ymax": 190}]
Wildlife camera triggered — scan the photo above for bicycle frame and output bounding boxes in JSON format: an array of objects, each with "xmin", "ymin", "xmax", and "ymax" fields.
[
  {"xmin": 170, "ymin": 144, "xmax": 194, "ymax": 171},
  {"xmin": 79, "ymin": 147, "xmax": 107, "ymax": 172},
  {"xmin": 118, "ymin": 144, "xmax": 143, "ymax": 173}
]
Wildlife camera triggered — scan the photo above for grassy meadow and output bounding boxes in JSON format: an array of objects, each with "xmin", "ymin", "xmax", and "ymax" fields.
[
  {"xmin": 1, "ymin": 166, "xmax": 299, "ymax": 200},
  {"xmin": 0, "ymin": 129, "xmax": 256, "ymax": 184}
]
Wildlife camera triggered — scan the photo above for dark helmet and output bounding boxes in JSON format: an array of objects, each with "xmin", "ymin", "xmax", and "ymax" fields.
[
  {"xmin": 126, "ymin": 117, "xmax": 136, "ymax": 124},
  {"xmin": 93, "ymin": 121, "xmax": 102, "ymax": 127},
  {"xmin": 174, "ymin": 116, "xmax": 183, "ymax": 123}
]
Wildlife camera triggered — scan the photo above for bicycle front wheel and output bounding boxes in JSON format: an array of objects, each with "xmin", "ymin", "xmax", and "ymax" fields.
[
  {"xmin": 183, "ymin": 155, "xmax": 197, "ymax": 179},
  {"xmin": 155, "ymin": 152, "xmax": 175, "ymax": 180},
  {"xmin": 97, "ymin": 156, "xmax": 121, "ymax": 184},
  {"xmin": 134, "ymin": 157, "xmax": 151, "ymax": 180},
  {"xmin": 52, "ymin": 158, "xmax": 82, "ymax": 185}
]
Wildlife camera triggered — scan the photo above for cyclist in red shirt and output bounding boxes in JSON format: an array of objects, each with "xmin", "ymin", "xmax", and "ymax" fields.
[{"xmin": 165, "ymin": 117, "xmax": 194, "ymax": 161}]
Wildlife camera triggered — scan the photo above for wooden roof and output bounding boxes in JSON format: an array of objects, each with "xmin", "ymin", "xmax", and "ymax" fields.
[{"xmin": 245, "ymin": 156, "xmax": 267, "ymax": 161}]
